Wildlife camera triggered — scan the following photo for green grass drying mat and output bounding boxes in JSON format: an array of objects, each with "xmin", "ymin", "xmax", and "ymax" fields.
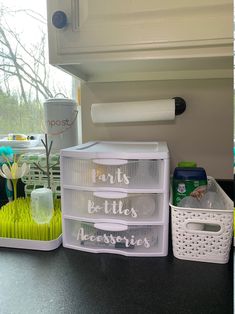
[{"xmin": 0, "ymin": 198, "xmax": 62, "ymax": 241}]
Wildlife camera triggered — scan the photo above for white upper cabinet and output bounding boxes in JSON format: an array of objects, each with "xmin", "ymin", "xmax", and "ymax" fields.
[{"xmin": 47, "ymin": 0, "xmax": 233, "ymax": 81}]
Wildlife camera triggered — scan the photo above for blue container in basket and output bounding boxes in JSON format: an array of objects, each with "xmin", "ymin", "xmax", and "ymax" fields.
[{"xmin": 172, "ymin": 162, "xmax": 207, "ymax": 206}]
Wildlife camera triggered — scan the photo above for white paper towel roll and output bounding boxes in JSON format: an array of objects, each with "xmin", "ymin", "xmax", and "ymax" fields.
[{"xmin": 91, "ymin": 99, "xmax": 175, "ymax": 123}]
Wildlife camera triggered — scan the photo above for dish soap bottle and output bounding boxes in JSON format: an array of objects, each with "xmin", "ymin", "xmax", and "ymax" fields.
[{"xmin": 173, "ymin": 161, "xmax": 207, "ymax": 206}]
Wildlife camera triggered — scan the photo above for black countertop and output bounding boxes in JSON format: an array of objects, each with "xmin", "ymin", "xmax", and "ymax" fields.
[
  {"xmin": 0, "ymin": 243, "xmax": 233, "ymax": 314},
  {"xmin": 0, "ymin": 179, "xmax": 233, "ymax": 314}
]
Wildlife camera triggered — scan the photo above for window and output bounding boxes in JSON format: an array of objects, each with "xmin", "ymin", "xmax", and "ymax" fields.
[{"xmin": 0, "ymin": 0, "xmax": 75, "ymax": 134}]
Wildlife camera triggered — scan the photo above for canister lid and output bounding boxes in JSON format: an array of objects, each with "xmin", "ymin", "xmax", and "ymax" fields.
[
  {"xmin": 44, "ymin": 98, "xmax": 77, "ymax": 106},
  {"xmin": 177, "ymin": 161, "xmax": 197, "ymax": 168},
  {"xmin": 173, "ymin": 167, "xmax": 207, "ymax": 180}
]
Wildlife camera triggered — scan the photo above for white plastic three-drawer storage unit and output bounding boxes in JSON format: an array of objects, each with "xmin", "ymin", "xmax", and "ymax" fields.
[{"xmin": 60, "ymin": 141, "xmax": 170, "ymax": 257}]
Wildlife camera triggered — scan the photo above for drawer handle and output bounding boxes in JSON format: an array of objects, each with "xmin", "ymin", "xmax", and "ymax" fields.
[
  {"xmin": 94, "ymin": 223, "xmax": 128, "ymax": 232},
  {"xmin": 93, "ymin": 191, "xmax": 127, "ymax": 199},
  {"xmin": 92, "ymin": 159, "xmax": 128, "ymax": 166}
]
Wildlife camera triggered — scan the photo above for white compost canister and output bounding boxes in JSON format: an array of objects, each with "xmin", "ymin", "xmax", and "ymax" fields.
[{"xmin": 43, "ymin": 97, "xmax": 78, "ymax": 150}]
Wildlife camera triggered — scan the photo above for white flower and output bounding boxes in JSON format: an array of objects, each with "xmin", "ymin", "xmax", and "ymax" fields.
[{"xmin": 0, "ymin": 162, "xmax": 30, "ymax": 179}]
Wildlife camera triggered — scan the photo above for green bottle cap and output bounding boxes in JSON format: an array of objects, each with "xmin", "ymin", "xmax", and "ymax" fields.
[{"xmin": 177, "ymin": 161, "xmax": 197, "ymax": 168}]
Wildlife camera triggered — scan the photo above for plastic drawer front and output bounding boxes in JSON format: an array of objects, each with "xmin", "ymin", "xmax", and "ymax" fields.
[
  {"xmin": 62, "ymin": 158, "xmax": 164, "ymax": 189},
  {"xmin": 63, "ymin": 189, "xmax": 165, "ymax": 222},
  {"xmin": 63, "ymin": 219, "xmax": 167, "ymax": 256}
]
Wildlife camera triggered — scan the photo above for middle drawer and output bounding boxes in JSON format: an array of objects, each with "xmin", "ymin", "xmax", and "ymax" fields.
[{"xmin": 63, "ymin": 189, "xmax": 165, "ymax": 223}]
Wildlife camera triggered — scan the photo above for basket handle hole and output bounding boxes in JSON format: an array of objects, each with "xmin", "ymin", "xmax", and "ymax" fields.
[
  {"xmin": 203, "ymin": 224, "xmax": 221, "ymax": 232},
  {"xmin": 186, "ymin": 222, "xmax": 221, "ymax": 232}
]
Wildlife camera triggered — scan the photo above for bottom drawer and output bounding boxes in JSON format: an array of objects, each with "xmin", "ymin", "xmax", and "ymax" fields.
[{"xmin": 63, "ymin": 219, "xmax": 168, "ymax": 256}]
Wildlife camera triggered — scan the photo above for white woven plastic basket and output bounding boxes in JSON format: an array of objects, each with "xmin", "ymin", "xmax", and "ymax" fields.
[{"xmin": 170, "ymin": 177, "xmax": 233, "ymax": 264}]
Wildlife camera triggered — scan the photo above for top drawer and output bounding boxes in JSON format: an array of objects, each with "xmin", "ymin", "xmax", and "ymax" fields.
[{"xmin": 61, "ymin": 158, "xmax": 165, "ymax": 190}]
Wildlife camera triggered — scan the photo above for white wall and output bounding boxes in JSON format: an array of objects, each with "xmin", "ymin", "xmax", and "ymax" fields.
[{"xmin": 80, "ymin": 78, "xmax": 233, "ymax": 179}]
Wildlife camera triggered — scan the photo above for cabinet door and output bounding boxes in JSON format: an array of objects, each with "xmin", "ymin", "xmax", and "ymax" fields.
[
  {"xmin": 49, "ymin": 0, "xmax": 232, "ymax": 53},
  {"xmin": 47, "ymin": 0, "xmax": 233, "ymax": 81}
]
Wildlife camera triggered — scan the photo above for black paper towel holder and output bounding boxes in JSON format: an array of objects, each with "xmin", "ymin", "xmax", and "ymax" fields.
[{"xmin": 173, "ymin": 97, "xmax": 186, "ymax": 115}]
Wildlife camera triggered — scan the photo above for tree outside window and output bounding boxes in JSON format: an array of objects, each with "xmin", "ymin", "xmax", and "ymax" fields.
[{"xmin": 0, "ymin": 1, "xmax": 73, "ymax": 134}]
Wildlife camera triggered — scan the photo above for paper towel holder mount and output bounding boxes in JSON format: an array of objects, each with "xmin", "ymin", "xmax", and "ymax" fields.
[{"xmin": 173, "ymin": 97, "xmax": 186, "ymax": 115}]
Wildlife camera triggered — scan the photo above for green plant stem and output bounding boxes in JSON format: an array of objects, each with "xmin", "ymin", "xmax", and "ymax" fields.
[
  {"xmin": 12, "ymin": 179, "xmax": 18, "ymax": 201},
  {"xmin": 12, "ymin": 179, "xmax": 18, "ymax": 221}
]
